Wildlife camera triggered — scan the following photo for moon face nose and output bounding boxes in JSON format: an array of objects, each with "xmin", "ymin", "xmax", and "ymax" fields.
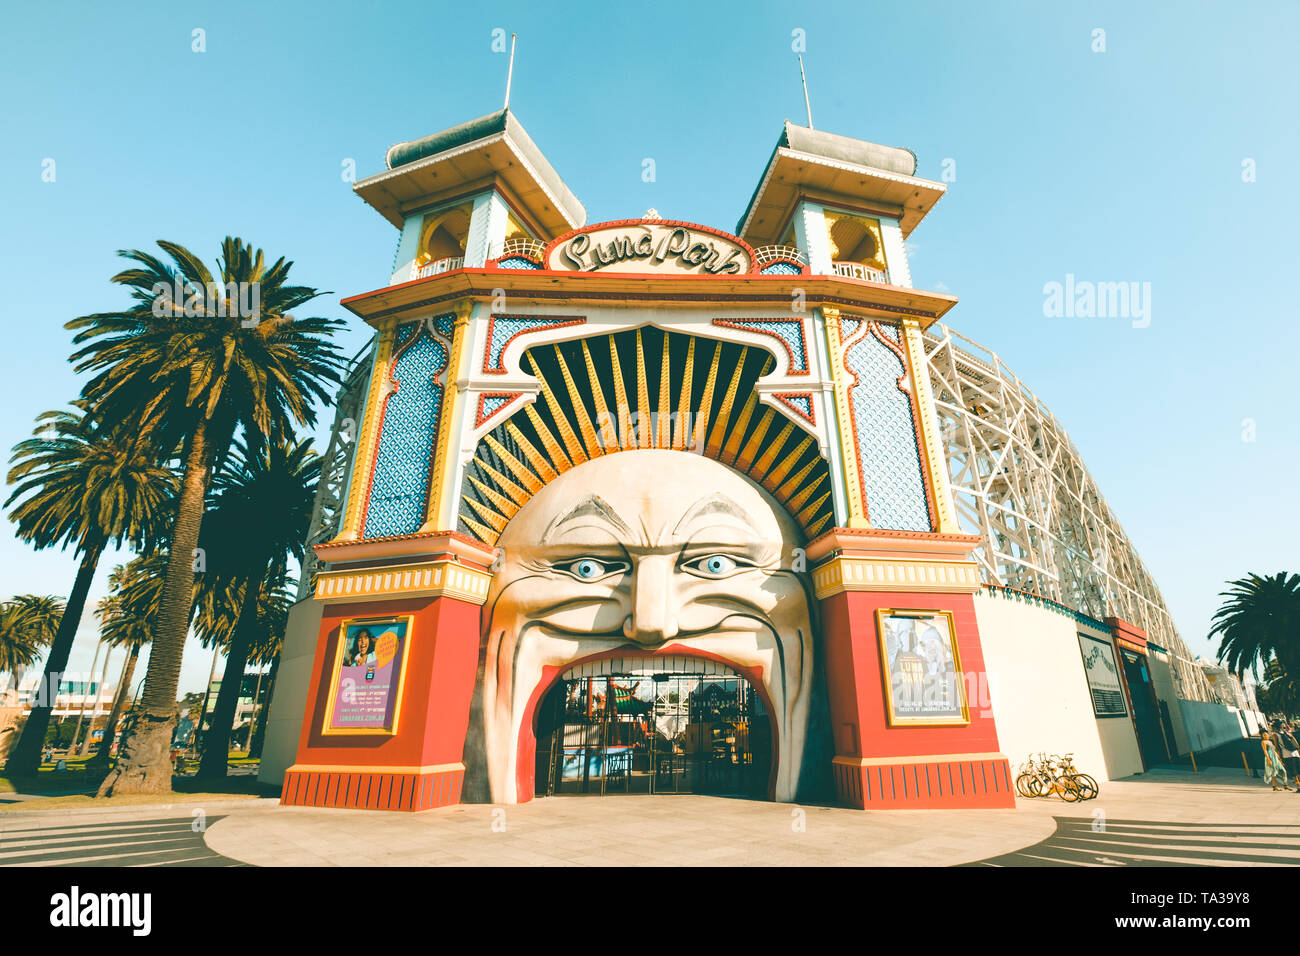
[{"xmin": 623, "ymin": 556, "xmax": 679, "ymax": 646}]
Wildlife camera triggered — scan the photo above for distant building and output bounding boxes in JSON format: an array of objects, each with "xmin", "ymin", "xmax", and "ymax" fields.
[
  {"xmin": 203, "ymin": 672, "xmax": 270, "ymax": 743},
  {"xmin": 9, "ymin": 674, "xmax": 115, "ymax": 720}
]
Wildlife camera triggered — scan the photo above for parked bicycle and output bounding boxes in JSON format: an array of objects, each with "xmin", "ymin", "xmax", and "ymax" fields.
[{"xmin": 1015, "ymin": 752, "xmax": 1099, "ymax": 801}]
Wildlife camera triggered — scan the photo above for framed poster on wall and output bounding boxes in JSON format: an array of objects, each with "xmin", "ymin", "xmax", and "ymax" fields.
[
  {"xmin": 876, "ymin": 609, "xmax": 969, "ymax": 726},
  {"xmin": 1077, "ymin": 633, "xmax": 1127, "ymax": 718},
  {"xmin": 322, "ymin": 615, "xmax": 413, "ymax": 735}
]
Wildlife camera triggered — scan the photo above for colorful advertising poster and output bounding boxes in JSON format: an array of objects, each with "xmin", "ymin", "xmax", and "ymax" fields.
[
  {"xmin": 323, "ymin": 616, "xmax": 411, "ymax": 735},
  {"xmin": 876, "ymin": 609, "xmax": 969, "ymax": 725},
  {"xmin": 1077, "ymin": 633, "xmax": 1127, "ymax": 718}
]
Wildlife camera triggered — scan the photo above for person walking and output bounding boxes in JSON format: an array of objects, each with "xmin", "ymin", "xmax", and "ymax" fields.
[
  {"xmin": 1277, "ymin": 724, "xmax": 1300, "ymax": 782},
  {"xmin": 1261, "ymin": 731, "xmax": 1291, "ymax": 791}
]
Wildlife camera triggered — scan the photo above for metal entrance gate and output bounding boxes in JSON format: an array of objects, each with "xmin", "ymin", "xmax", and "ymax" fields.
[{"xmin": 535, "ymin": 674, "xmax": 771, "ymax": 798}]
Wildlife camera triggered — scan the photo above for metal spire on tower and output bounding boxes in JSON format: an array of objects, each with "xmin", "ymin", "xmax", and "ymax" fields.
[
  {"xmin": 504, "ymin": 33, "xmax": 518, "ymax": 109},
  {"xmin": 798, "ymin": 54, "xmax": 813, "ymax": 129}
]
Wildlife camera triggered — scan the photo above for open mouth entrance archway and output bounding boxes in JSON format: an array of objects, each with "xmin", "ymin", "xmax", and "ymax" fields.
[{"xmin": 533, "ymin": 657, "xmax": 774, "ymax": 799}]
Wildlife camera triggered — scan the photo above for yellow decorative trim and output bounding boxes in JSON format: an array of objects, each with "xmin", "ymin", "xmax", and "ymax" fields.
[
  {"xmin": 635, "ymin": 328, "xmax": 651, "ymax": 449},
  {"xmin": 705, "ymin": 348, "xmax": 747, "ymax": 458},
  {"xmin": 583, "ymin": 340, "xmax": 619, "ymax": 450},
  {"xmin": 556, "ymin": 345, "xmax": 603, "ymax": 458},
  {"xmin": 287, "ymin": 762, "xmax": 465, "ymax": 776},
  {"xmin": 656, "ymin": 332, "xmax": 672, "ymax": 448},
  {"xmin": 824, "ymin": 211, "xmax": 888, "ymax": 274},
  {"xmin": 673, "ymin": 337, "xmax": 696, "ymax": 450},
  {"xmin": 900, "ymin": 319, "xmax": 959, "ymax": 534},
  {"xmin": 459, "ymin": 331, "xmax": 835, "ymax": 546},
  {"xmin": 721, "ymin": 391, "xmax": 757, "ymax": 465},
  {"xmin": 528, "ymin": 351, "xmax": 588, "ymax": 465},
  {"xmin": 340, "ymin": 325, "xmax": 397, "ymax": 539},
  {"xmin": 484, "ymin": 434, "xmax": 542, "ymax": 493},
  {"xmin": 315, "ymin": 558, "xmax": 492, "ymax": 606},
  {"xmin": 813, "ymin": 554, "xmax": 981, "ymax": 599},
  {"xmin": 821, "ymin": 307, "xmax": 869, "ymax": 528},
  {"xmin": 832, "ymin": 753, "xmax": 1006, "ymax": 767},
  {"xmin": 424, "ymin": 302, "xmax": 474, "ymax": 529},
  {"xmin": 762, "ymin": 433, "xmax": 813, "ymax": 494},
  {"xmin": 608, "ymin": 334, "xmax": 632, "ymax": 446}
]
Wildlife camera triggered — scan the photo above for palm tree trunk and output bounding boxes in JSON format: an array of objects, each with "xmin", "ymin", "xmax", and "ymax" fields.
[
  {"xmin": 68, "ymin": 640, "xmax": 103, "ymax": 753},
  {"xmin": 89, "ymin": 645, "xmax": 139, "ymax": 767},
  {"xmin": 195, "ymin": 643, "xmax": 221, "ymax": 757},
  {"xmin": 4, "ymin": 540, "xmax": 104, "ymax": 777},
  {"xmin": 98, "ymin": 418, "xmax": 211, "ymax": 796},
  {"xmin": 249, "ymin": 653, "xmax": 279, "ymax": 759},
  {"xmin": 198, "ymin": 582, "xmax": 260, "ymax": 779},
  {"xmin": 79, "ymin": 646, "xmax": 113, "ymax": 758},
  {"xmin": 245, "ymin": 669, "xmax": 264, "ymax": 750}
]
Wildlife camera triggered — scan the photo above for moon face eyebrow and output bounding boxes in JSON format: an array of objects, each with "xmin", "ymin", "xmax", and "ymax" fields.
[
  {"xmin": 672, "ymin": 493, "xmax": 758, "ymax": 536},
  {"xmin": 542, "ymin": 494, "xmax": 633, "ymax": 543}
]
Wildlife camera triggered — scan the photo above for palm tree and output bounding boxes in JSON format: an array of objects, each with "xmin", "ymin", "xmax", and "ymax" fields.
[
  {"xmin": 0, "ymin": 595, "xmax": 64, "ymax": 683},
  {"xmin": 246, "ymin": 583, "xmax": 291, "ymax": 759},
  {"xmin": 67, "ymin": 637, "xmax": 107, "ymax": 755},
  {"xmin": 1209, "ymin": 573, "xmax": 1300, "ymax": 681},
  {"xmin": 71, "ymin": 239, "xmax": 343, "ymax": 795},
  {"xmin": 1259, "ymin": 660, "xmax": 1300, "ymax": 720},
  {"xmin": 88, "ymin": 555, "xmax": 163, "ymax": 768},
  {"xmin": 195, "ymin": 435, "xmax": 318, "ymax": 778},
  {"xmin": 0, "ymin": 597, "xmax": 58, "ymax": 764},
  {"xmin": 195, "ymin": 571, "xmax": 296, "ymax": 765},
  {"xmin": 3, "ymin": 406, "xmax": 176, "ymax": 776}
]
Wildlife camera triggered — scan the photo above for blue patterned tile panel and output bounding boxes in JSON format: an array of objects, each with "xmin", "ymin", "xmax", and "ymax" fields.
[
  {"xmin": 711, "ymin": 318, "xmax": 809, "ymax": 374},
  {"xmin": 484, "ymin": 315, "xmax": 586, "ymax": 373},
  {"xmin": 497, "ymin": 256, "xmax": 542, "ymax": 270},
  {"xmin": 363, "ymin": 323, "xmax": 449, "ymax": 538},
  {"xmin": 774, "ymin": 392, "xmax": 815, "ymax": 425},
  {"xmin": 843, "ymin": 325, "xmax": 932, "ymax": 531},
  {"xmin": 476, "ymin": 393, "xmax": 522, "ymax": 427}
]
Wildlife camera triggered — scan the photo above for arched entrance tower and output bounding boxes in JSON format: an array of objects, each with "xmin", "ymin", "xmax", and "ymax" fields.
[{"xmin": 271, "ymin": 109, "xmax": 1015, "ymax": 812}]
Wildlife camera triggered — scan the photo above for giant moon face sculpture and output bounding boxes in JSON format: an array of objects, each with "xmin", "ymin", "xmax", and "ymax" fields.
[{"xmin": 479, "ymin": 449, "xmax": 814, "ymax": 803}]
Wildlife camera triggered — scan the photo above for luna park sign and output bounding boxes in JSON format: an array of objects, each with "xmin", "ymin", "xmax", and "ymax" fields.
[{"xmin": 545, "ymin": 220, "xmax": 754, "ymax": 276}]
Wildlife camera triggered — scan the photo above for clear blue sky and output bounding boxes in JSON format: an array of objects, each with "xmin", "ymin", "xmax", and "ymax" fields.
[{"xmin": 1, "ymin": 1, "xmax": 1296, "ymax": 695}]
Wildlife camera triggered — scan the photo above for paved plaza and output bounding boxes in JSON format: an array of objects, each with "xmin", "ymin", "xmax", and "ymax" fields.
[{"xmin": 2, "ymin": 767, "xmax": 1297, "ymax": 867}]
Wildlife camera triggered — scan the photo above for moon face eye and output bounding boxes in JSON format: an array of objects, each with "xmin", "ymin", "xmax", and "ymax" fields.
[
  {"xmin": 688, "ymin": 554, "xmax": 740, "ymax": 577},
  {"xmin": 574, "ymin": 559, "xmax": 604, "ymax": 579},
  {"xmin": 554, "ymin": 557, "xmax": 626, "ymax": 581}
]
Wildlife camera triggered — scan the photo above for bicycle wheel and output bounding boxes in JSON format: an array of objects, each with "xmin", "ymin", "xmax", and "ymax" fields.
[
  {"xmin": 1057, "ymin": 777, "xmax": 1082, "ymax": 802},
  {"xmin": 1016, "ymin": 773, "xmax": 1038, "ymax": 797},
  {"xmin": 1074, "ymin": 774, "xmax": 1099, "ymax": 799}
]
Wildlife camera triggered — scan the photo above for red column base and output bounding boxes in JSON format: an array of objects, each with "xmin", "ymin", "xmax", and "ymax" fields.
[
  {"xmin": 281, "ymin": 764, "xmax": 464, "ymax": 812},
  {"xmin": 832, "ymin": 754, "xmax": 1016, "ymax": 809}
]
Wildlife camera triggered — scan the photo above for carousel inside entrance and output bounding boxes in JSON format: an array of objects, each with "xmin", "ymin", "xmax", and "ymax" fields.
[{"xmin": 534, "ymin": 659, "xmax": 772, "ymax": 798}]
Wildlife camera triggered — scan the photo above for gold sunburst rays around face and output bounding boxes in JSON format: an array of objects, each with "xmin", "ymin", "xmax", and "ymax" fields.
[{"xmin": 460, "ymin": 327, "xmax": 834, "ymax": 545}]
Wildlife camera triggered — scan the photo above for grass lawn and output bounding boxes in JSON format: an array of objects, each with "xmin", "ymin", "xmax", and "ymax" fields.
[
  {"xmin": 0, "ymin": 752, "xmax": 271, "ymax": 808},
  {"xmin": 0, "ymin": 767, "xmax": 102, "ymax": 796},
  {"xmin": 0, "ymin": 790, "xmax": 267, "ymax": 813}
]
